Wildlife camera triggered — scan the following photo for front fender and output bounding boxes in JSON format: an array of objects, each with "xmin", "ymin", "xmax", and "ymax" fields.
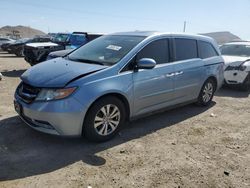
[{"xmin": 72, "ymin": 72, "xmax": 134, "ymax": 117}]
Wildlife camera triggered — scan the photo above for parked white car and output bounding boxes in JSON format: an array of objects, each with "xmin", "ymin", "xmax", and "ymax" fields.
[{"xmin": 220, "ymin": 42, "xmax": 250, "ymax": 91}]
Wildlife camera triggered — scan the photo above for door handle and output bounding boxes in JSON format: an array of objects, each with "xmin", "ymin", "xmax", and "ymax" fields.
[
  {"xmin": 166, "ymin": 73, "xmax": 175, "ymax": 77},
  {"xmin": 175, "ymin": 71, "xmax": 183, "ymax": 76}
]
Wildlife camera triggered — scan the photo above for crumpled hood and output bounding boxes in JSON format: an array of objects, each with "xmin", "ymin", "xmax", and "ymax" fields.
[
  {"xmin": 223, "ymin": 55, "xmax": 250, "ymax": 67},
  {"xmin": 21, "ymin": 58, "xmax": 107, "ymax": 87}
]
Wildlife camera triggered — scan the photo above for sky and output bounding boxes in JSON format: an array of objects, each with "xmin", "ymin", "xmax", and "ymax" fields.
[{"xmin": 0, "ymin": 0, "xmax": 250, "ymax": 39}]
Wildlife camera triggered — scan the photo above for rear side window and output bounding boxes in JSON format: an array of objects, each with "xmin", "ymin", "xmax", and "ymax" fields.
[
  {"xmin": 198, "ymin": 41, "xmax": 218, "ymax": 59},
  {"xmin": 136, "ymin": 39, "xmax": 169, "ymax": 64},
  {"xmin": 174, "ymin": 38, "xmax": 198, "ymax": 61},
  {"xmin": 0, "ymin": 38, "xmax": 8, "ymax": 41}
]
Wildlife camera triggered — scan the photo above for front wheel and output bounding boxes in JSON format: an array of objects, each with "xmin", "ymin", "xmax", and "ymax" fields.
[
  {"xmin": 83, "ymin": 96, "xmax": 126, "ymax": 142},
  {"xmin": 15, "ymin": 48, "xmax": 24, "ymax": 57},
  {"xmin": 240, "ymin": 74, "xmax": 250, "ymax": 91},
  {"xmin": 197, "ymin": 79, "xmax": 216, "ymax": 106}
]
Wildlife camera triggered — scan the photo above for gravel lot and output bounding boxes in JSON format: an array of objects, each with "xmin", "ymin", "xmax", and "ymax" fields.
[{"xmin": 0, "ymin": 51, "xmax": 250, "ymax": 188}]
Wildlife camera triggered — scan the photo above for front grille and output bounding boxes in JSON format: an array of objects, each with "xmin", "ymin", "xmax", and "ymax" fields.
[
  {"xmin": 225, "ymin": 65, "xmax": 241, "ymax": 71},
  {"xmin": 21, "ymin": 114, "xmax": 55, "ymax": 130},
  {"xmin": 24, "ymin": 47, "xmax": 36, "ymax": 62},
  {"xmin": 228, "ymin": 80, "xmax": 238, "ymax": 84},
  {"xmin": 17, "ymin": 82, "xmax": 40, "ymax": 103}
]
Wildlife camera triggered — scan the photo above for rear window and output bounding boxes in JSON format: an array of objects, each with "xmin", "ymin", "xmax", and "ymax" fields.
[
  {"xmin": 198, "ymin": 41, "xmax": 218, "ymax": 59},
  {"xmin": 175, "ymin": 38, "xmax": 198, "ymax": 61}
]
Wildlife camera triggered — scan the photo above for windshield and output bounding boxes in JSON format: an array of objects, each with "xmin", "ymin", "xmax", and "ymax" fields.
[
  {"xmin": 68, "ymin": 35, "xmax": 145, "ymax": 65},
  {"xmin": 220, "ymin": 44, "xmax": 250, "ymax": 57},
  {"xmin": 68, "ymin": 34, "xmax": 87, "ymax": 46},
  {"xmin": 53, "ymin": 33, "xmax": 70, "ymax": 42}
]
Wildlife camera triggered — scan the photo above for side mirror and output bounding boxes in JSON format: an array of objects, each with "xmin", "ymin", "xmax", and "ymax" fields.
[{"xmin": 136, "ymin": 58, "xmax": 156, "ymax": 70}]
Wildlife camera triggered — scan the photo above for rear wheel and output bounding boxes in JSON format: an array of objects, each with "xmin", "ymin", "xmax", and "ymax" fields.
[
  {"xmin": 197, "ymin": 79, "xmax": 216, "ymax": 106},
  {"xmin": 83, "ymin": 96, "xmax": 126, "ymax": 142}
]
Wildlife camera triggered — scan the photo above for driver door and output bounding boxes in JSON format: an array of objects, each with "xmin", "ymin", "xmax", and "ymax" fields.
[{"xmin": 133, "ymin": 39, "xmax": 175, "ymax": 116}]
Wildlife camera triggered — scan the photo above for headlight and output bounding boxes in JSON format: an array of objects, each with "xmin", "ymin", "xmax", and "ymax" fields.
[
  {"xmin": 35, "ymin": 87, "xmax": 77, "ymax": 101},
  {"xmin": 239, "ymin": 60, "xmax": 250, "ymax": 71},
  {"xmin": 239, "ymin": 65, "xmax": 247, "ymax": 71}
]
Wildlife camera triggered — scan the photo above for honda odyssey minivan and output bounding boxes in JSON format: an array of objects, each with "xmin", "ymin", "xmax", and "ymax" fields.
[{"xmin": 14, "ymin": 31, "xmax": 224, "ymax": 142}]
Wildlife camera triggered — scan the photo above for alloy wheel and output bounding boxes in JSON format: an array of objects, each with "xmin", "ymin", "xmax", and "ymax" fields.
[
  {"xmin": 202, "ymin": 82, "xmax": 214, "ymax": 103},
  {"xmin": 94, "ymin": 104, "xmax": 121, "ymax": 136}
]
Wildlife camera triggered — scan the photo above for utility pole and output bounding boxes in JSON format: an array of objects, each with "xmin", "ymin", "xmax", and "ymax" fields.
[{"xmin": 183, "ymin": 21, "xmax": 186, "ymax": 33}]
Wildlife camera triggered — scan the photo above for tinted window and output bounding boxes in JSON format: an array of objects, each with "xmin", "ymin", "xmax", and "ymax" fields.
[
  {"xmin": 136, "ymin": 39, "xmax": 169, "ymax": 64},
  {"xmin": 175, "ymin": 38, "xmax": 198, "ymax": 61},
  {"xmin": 0, "ymin": 38, "xmax": 8, "ymax": 41},
  {"xmin": 199, "ymin": 41, "xmax": 218, "ymax": 59}
]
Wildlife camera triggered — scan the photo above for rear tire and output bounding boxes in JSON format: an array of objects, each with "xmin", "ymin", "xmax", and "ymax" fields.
[
  {"xmin": 83, "ymin": 96, "xmax": 126, "ymax": 142},
  {"xmin": 197, "ymin": 79, "xmax": 216, "ymax": 106}
]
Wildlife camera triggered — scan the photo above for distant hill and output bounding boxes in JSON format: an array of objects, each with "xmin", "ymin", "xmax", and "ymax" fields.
[
  {"xmin": 0, "ymin": 25, "xmax": 46, "ymax": 39},
  {"xmin": 201, "ymin": 31, "xmax": 242, "ymax": 44}
]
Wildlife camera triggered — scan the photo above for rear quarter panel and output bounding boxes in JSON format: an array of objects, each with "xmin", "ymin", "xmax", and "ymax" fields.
[{"xmin": 203, "ymin": 56, "xmax": 224, "ymax": 90}]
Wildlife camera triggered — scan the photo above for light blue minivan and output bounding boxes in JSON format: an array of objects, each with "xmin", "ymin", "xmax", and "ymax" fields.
[{"xmin": 14, "ymin": 31, "xmax": 224, "ymax": 142}]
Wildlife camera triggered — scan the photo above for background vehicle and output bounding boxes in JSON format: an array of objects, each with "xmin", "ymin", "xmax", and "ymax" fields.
[
  {"xmin": 7, "ymin": 36, "xmax": 51, "ymax": 56},
  {"xmin": 220, "ymin": 42, "xmax": 250, "ymax": 90},
  {"xmin": 0, "ymin": 38, "xmax": 16, "ymax": 51},
  {"xmin": 14, "ymin": 32, "xmax": 224, "ymax": 142},
  {"xmin": 24, "ymin": 32, "xmax": 102, "ymax": 65},
  {"xmin": 0, "ymin": 37, "xmax": 15, "ymax": 47}
]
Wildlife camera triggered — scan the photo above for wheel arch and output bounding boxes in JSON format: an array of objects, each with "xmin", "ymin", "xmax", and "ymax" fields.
[
  {"xmin": 81, "ymin": 92, "xmax": 131, "ymax": 135},
  {"xmin": 206, "ymin": 75, "xmax": 218, "ymax": 90}
]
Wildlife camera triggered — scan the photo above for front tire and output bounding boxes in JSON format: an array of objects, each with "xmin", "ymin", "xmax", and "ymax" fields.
[
  {"xmin": 197, "ymin": 79, "xmax": 216, "ymax": 106},
  {"xmin": 83, "ymin": 96, "xmax": 126, "ymax": 142},
  {"xmin": 15, "ymin": 47, "xmax": 24, "ymax": 57},
  {"xmin": 240, "ymin": 74, "xmax": 250, "ymax": 91}
]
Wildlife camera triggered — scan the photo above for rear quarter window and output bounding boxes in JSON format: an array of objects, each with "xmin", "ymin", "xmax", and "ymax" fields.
[
  {"xmin": 198, "ymin": 41, "xmax": 218, "ymax": 59},
  {"xmin": 174, "ymin": 38, "xmax": 198, "ymax": 61}
]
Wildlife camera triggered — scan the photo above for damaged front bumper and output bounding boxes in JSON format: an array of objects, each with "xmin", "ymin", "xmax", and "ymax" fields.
[
  {"xmin": 24, "ymin": 45, "xmax": 65, "ymax": 65},
  {"xmin": 224, "ymin": 66, "xmax": 249, "ymax": 85}
]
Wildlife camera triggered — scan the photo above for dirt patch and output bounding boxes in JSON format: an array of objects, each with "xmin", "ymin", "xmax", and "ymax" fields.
[{"xmin": 0, "ymin": 51, "xmax": 250, "ymax": 187}]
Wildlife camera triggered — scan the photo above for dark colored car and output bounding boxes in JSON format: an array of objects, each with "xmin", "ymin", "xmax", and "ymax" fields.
[
  {"xmin": 23, "ymin": 33, "xmax": 70, "ymax": 65},
  {"xmin": 1, "ymin": 39, "xmax": 16, "ymax": 51},
  {"xmin": 7, "ymin": 37, "xmax": 51, "ymax": 57},
  {"xmin": 24, "ymin": 32, "xmax": 102, "ymax": 65},
  {"xmin": 0, "ymin": 37, "xmax": 15, "ymax": 47}
]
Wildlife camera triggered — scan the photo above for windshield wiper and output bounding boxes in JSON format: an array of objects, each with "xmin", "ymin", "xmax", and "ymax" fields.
[{"xmin": 68, "ymin": 57, "xmax": 104, "ymax": 65}]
